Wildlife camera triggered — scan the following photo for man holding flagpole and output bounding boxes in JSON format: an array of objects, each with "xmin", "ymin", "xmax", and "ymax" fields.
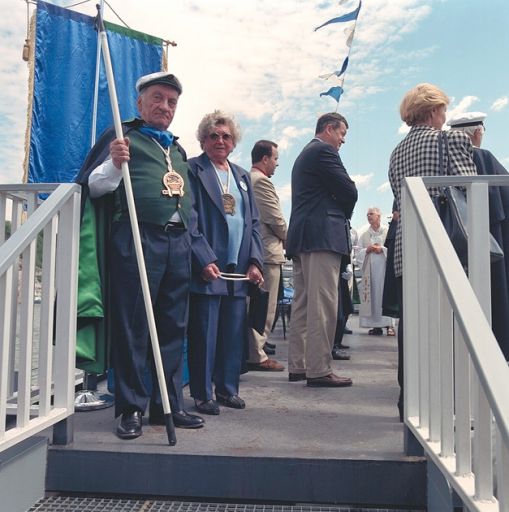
[{"xmin": 78, "ymin": 71, "xmax": 218, "ymax": 440}]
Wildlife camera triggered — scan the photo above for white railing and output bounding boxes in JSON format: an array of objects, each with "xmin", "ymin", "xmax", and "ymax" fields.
[
  {"xmin": 0, "ymin": 184, "xmax": 81, "ymax": 453},
  {"xmin": 402, "ymin": 176, "xmax": 509, "ymax": 512}
]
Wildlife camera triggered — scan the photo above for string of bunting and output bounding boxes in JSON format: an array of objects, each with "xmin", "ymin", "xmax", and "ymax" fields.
[{"xmin": 315, "ymin": 0, "xmax": 362, "ymax": 107}]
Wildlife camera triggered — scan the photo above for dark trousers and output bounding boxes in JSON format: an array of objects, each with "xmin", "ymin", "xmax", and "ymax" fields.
[
  {"xmin": 188, "ymin": 293, "xmax": 247, "ymax": 401},
  {"xmin": 334, "ymin": 259, "xmax": 353, "ymax": 347},
  {"xmin": 396, "ymin": 276, "xmax": 403, "ymax": 411},
  {"xmin": 110, "ymin": 222, "xmax": 190, "ymax": 417}
]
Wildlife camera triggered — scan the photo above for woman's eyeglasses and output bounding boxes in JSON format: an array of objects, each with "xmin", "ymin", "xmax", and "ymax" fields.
[{"xmin": 208, "ymin": 132, "xmax": 233, "ymax": 142}]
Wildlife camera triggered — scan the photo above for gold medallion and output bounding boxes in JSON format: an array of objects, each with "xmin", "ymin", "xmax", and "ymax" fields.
[
  {"xmin": 222, "ymin": 193, "xmax": 236, "ymax": 215},
  {"xmin": 162, "ymin": 170, "xmax": 185, "ymax": 197}
]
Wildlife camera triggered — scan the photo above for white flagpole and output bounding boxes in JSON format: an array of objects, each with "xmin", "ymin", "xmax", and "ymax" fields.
[
  {"xmin": 95, "ymin": 7, "xmax": 176, "ymax": 446},
  {"xmin": 90, "ymin": 0, "xmax": 104, "ymax": 147}
]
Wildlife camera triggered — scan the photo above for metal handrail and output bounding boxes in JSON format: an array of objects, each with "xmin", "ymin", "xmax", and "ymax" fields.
[{"xmin": 402, "ymin": 176, "xmax": 509, "ymax": 511}]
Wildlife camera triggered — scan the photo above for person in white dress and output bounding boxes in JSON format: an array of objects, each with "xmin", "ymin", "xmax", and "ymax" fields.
[{"xmin": 356, "ymin": 207, "xmax": 395, "ymax": 336}]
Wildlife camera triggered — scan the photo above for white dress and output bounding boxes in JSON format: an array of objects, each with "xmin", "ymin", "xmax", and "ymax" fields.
[{"xmin": 356, "ymin": 225, "xmax": 395, "ymax": 329}]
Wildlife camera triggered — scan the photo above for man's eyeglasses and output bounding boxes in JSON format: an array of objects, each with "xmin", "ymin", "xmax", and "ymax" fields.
[{"xmin": 208, "ymin": 132, "xmax": 234, "ymax": 142}]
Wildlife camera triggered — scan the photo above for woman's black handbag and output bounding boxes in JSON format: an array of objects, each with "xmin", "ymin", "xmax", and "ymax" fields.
[
  {"xmin": 433, "ymin": 132, "xmax": 503, "ymax": 266},
  {"xmin": 248, "ymin": 285, "xmax": 269, "ymax": 336}
]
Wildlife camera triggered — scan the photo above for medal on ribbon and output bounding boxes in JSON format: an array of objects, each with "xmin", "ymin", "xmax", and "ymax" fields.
[
  {"xmin": 162, "ymin": 170, "xmax": 185, "ymax": 197},
  {"xmin": 222, "ymin": 192, "xmax": 236, "ymax": 215},
  {"xmin": 213, "ymin": 163, "xmax": 235, "ymax": 215},
  {"xmin": 152, "ymin": 138, "xmax": 185, "ymax": 197}
]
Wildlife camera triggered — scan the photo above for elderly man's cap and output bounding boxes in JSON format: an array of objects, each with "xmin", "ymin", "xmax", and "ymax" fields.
[
  {"xmin": 135, "ymin": 71, "xmax": 183, "ymax": 94},
  {"xmin": 447, "ymin": 111, "xmax": 486, "ymax": 128}
]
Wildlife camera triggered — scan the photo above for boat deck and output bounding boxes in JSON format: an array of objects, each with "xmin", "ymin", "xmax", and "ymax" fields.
[{"xmin": 45, "ymin": 315, "xmax": 426, "ymax": 509}]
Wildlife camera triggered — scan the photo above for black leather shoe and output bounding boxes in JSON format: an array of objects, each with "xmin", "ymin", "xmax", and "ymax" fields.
[
  {"xmin": 195, "ymin": 399, "xmax": 220, "ymax": 415},
  {"xmin": 289, "ymin": 372, "xmax": 307, "ymax": 382},
  {"xmin": 332, "ymin": 347, "xmax": 350, "ymax": 360},
  {"xmin": 216, "ymin": 393, "xmax": 246, "ymax": 409},
  {"xmin": 117, "ymin": 411, "xmax": 142, "ymax": 439},
  {"xmin": 343, "ymin": 328, "xmax": 353, "ymax": 335},
  {"xmin": 263, "ymin": 343, "xmax": 275, "ymax": 355},
  {"xmin": 173, "ymin": 410, "xmax": 205, "ymax": 429},
  {"xmin": 265, "ymin": 342, "xmax": 276, "ymax": 350}
]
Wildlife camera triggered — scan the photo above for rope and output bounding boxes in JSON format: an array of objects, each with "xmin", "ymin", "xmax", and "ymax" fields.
[
  {"xmin": 104, "ymin": 0, "xmax": 130, "ymax": 29},
  {"xmin": 22, "ymin": 10, "xmax": 36, "ymax": 183}
]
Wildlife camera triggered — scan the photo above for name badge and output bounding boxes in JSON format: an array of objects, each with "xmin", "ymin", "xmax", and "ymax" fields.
[{"xmin": 239, "ymin": 181, "xmax": 248, "ymax": 191}]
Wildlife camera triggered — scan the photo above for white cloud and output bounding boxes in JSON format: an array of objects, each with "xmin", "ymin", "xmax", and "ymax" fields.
[
  {"xmin": 377, "ymin": 181, "xmax": 391, "ymax": 193},
  {"xmin": 491, "ymin": 96, "xmax": 508, "ymax": 112},
  {"xmin": 350, "ymin": 173, "xmax": 373, "ymax": 187},
  {"xmin": 446, "ymin": 95, "xmax": 479, "ymax": 124},
  {"xmin": 398, "ymin": 123, "xmax": 410, "ymax": 135},
  {"xmin": 277, "ymin": 126, "xmax": 313, "ymax": 152}
]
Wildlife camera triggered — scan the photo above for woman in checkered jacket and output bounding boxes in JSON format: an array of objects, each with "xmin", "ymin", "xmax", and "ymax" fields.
[{"xmin": 388, "ymin": 83, "xmax": 477, "ymax": 421}]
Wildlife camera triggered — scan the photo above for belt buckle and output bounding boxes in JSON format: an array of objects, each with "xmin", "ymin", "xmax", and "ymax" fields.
[{"xmin": 164, "ymin": 221, "xmax": 184, "ymax": 232}]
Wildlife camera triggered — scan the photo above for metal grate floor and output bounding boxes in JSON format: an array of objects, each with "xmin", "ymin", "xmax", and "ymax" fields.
[{"xmin": 28, "ymin": 497, "xmax": 423, "ymax": 512}]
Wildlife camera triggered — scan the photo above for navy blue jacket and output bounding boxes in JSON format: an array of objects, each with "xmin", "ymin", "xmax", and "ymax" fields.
[
  {"xmin": 188, "ymin": 152, "xmax": 264, "ymax": 297},
  {"xmin": 286, "ymin": 138, "xmax": 358, "ymax": 258}
]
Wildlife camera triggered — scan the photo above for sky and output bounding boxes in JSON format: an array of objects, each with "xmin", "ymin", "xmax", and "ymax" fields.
[{"xmin": 1, "ymin": 0, "xmax": 508, "ymax": 231}]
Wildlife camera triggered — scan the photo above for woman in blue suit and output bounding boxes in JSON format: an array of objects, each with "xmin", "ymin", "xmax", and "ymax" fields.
[{"xmin": 187, "ymin": 110, "xmax": 264, "ymax": 415}]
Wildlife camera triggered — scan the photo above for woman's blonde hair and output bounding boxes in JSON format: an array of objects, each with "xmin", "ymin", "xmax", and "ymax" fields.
[{"xmin": 400, "ymin": 83, "xmax": 449, "ymax": 126}]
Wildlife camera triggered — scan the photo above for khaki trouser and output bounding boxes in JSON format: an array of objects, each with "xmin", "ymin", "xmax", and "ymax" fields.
[
  {"xmin": 287, "ymin": 251, "xmax": 341, "ymax": 378},
  {"xmin": 247, "ymin": 263, "xmax": 282, "ymax": 363}
]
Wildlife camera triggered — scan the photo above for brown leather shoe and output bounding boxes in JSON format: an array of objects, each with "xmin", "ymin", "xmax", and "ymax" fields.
[
  {"xmin": 307, "ymin": 373, "xmax": 353, "ymax": 387},
  {"xmin": 247, "ymin": 359, "xmax": 285, "ymax": 371}
]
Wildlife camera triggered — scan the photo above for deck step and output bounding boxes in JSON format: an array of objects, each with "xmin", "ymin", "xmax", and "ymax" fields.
[
  {"xmin": 29, "ymin": 497, "xmax": 424, "ymax": 512},
  {"xmin": 43, "ymin": 320, "xmax": 426, "ymax": 509}
]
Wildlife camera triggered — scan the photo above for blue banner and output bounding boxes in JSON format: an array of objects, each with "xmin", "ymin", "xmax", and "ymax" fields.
[
  {"xmin": 28, "ymin": 1, "xmax": 164, "ymax": 184},
  {"xmin": 320, "ymin": 86, "xmax": 344, "ymax": 102},
  {"xmin": 314, "ymin": 1, "xmax": 362, "ymax": 32}
]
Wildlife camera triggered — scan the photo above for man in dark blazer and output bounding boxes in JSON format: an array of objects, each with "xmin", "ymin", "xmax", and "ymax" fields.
[
  {"xmin": 448, "ymin": 111, "xmax": 509, "ymax": 361},
  {"xmin": 286, "ymin": 112, "xmax": 358, "ymax": 387}
]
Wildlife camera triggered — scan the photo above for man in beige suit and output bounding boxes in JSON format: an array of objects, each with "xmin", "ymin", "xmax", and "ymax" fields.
[{"xmin": 247, "ymin": 140, "xmax": 286, "ymax": 371}]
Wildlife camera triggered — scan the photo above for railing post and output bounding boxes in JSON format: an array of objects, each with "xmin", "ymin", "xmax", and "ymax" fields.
[
  {"xmin": 467, "ymin": 182, "xmax": 494, "ymax": 500},
  {"xmin": 52, "ymin": 190, "xmax": 80, "ymax": 442},
  {"xmin": 428, "ymin": 267, "xmax": 441, "ymax": 443},
  {"xmin": 439, "ymin": 280, "xmax": 454, "ymax": 457},
  {"xmin": 0, "ymin": 268, "xmax": 13, "ymax": 439},
  {"xmin": 17, "ymin": 238, "xmax": 37, "ymax": 428},
  {"xmin": 402, "ymin": 185, "xmax": 425, "ymax": 456},
  {"xmin": 418, "ymin": 240, "xmax": 430, "ymax": 432},
  {"xmin": 454, "ymin": 323, "xmax": 471, "ymax": 476},
  {"xmin": 7, "ymin": 199, "xmax": 22, "ymax": 397},
  {"xmin": 402, "ymin": 184, "xmax": 420, "ymax": 422},
  {"xmin": 497, "ymin": 426, "xmax": 509, "ymax": 510},
  {"xmin": 38, "ymin": 217, "xmax": 58, "ymax": 417}
]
